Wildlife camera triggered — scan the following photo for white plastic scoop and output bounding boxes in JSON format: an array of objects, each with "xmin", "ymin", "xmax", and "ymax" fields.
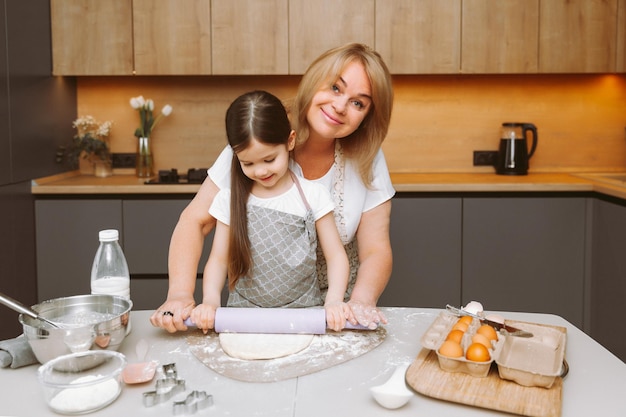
[{"xmin": 370, "ymin": 364, "xmax": 414, "ymax": 409}]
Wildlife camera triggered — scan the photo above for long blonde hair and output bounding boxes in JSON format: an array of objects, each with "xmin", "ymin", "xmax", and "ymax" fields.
[{"xmin": 289, "ymin": 43, "xmax": 394, "ymax": 186}]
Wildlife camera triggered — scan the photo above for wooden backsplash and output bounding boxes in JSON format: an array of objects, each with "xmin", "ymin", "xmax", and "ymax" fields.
[{"xmin": 77, "ymin": 74, "xmax": 626, "ymax": 174}]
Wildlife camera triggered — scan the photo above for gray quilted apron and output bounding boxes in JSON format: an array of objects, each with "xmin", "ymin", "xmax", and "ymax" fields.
[{"xmin": 227, "ymin": 172, "xmax": 322, "ymax": 308}]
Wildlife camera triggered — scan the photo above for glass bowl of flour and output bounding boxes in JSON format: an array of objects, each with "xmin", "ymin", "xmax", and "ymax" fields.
[{"xmin": 37, "ymin": 350, "xmax": 126, "ymax": 414}]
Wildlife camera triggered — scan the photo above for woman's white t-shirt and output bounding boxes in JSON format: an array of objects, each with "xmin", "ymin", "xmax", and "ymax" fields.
[{"xmin": 207, "ymin": 146, "xmax": 396, "ymax": 241}]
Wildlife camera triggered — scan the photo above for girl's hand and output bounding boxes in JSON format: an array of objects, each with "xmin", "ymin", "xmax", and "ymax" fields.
[
  {"xmin": 324, "ymin": 301, "xmax": 354, "ymax": 332},
  {"xmin": 190, "ymin": 304, "xmax": 218, "ymax": 334},
  {"xmin": 347, "ymin": 300, "xmax": 387, "ymax": 330},
  {"xmin": 150, "ymin": 296, "xmax": 195, "ymax": 333}
]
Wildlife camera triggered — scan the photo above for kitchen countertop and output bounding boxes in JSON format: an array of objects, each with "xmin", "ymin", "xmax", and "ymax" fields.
[
  {"xmin": 1, "ymin": 308, "xmax": 625, "ymax": 416},
  {"xmin": 31, "ymin": 171, "xmax": 626, "ymax": 199},
  {"xmin": 30, "ymin": 170, "xmax": 626, "ymax": 200}
]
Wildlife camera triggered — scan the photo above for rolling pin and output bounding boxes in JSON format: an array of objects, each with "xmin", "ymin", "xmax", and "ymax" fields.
[{"xmin": 183, "ymin": 307, "xmax": 374, "ymax": 334}]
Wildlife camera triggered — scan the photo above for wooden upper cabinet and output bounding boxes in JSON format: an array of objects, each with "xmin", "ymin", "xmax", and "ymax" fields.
[
  {"xmin": 618, "ymin": 0, "xmax": 626, "ymax": 72},
  {"xmin": 50, "ymin": 0, "xmax": 133, "ymax": 75},
  {"xmin": 212, "ymin": 0, "xmax": 288, "ymax": 75},
  {"xmin": 50, "ymin": 0, "xmax": 625, "ymax": 76},
  {"xmin": 133, "ymin": 0, "xmax": 211, "ymax": 75},
  {"xmin": 539, "ymin": 0, "xmax": 618, "ymax": 73},
  {"xmin": 288, "ymin": 0, "xmax": 375, "ymax": 75},
  {"xmin": 375, "ymin": 0, "xmax": 461, "ymax": 74},
  {"xmin": 461, "ymin": 0, "xmax": 539, "ymax": 74}
]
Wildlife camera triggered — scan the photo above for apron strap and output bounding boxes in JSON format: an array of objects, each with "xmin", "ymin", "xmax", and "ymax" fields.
[{"xmin": 289, "ymin": 170, "xmax": 312, "ymax": 212}]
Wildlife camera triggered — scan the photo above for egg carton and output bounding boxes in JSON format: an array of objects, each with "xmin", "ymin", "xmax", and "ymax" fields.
[
  {"xmin": 495, "ymin": 320, "xmax": 567, "ymax": 388},
  {"xmin": 420, "ymin": 311, "xmax": 504, "ymax": 378}
]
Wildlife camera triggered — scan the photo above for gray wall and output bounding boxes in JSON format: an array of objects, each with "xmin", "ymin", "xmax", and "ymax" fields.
[{"xmin": 0, "ymin": 0, "xmax": 77, "ymax": 339}]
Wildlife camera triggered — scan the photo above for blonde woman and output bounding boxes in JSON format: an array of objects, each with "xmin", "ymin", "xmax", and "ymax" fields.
[{"xmin": 151, "ymin": 43, "xmax": 395, "ymax": 332}]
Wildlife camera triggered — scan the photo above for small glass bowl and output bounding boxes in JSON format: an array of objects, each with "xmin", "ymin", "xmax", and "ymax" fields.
[{"xmin": 37, "ymin": 350, "xmax": 126, "ymax": 415}]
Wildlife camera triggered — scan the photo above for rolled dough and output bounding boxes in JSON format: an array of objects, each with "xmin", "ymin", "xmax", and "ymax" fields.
[{"xmin": 218, "ymin": 332, "xmax": 315, "ymax": 360}]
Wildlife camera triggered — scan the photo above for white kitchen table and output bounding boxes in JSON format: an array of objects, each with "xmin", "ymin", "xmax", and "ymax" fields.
[{"xmin": 0, "ymin": 308, "xmax": 624, "ymax": 416}]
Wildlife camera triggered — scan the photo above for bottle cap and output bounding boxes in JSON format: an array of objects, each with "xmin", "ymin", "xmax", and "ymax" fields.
[{"xmin": 98, "ymin": 229, "xmax": 119, "ymax": 241}]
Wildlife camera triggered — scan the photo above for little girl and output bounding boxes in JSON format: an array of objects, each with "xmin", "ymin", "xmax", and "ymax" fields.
[{"xmin": 191, "ymin": 90, "xmax": 352, "ymax": 332}]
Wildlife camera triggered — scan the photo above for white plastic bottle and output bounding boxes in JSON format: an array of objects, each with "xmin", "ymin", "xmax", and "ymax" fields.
[{"xmin": 91, "ymin": 229, "xmax": 130, "ymax": 300}]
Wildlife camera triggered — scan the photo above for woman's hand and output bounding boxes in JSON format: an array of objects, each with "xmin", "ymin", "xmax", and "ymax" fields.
[
  {"xmin": 347, "ymin": 300, "xmax": 387, "ymax": 330},
  {"xmin": 324, "ymin": 301, "xmax": 354, "ymax": 332},
  {"xmin": 190, "ymin": 303, "xmax": 218, "ymax": 334},
  {"xmin": 149, "ymin": 296, "xmax": 195, "ymax": 333},
  {"xmin": 349, "ymin": 200, "xmax": 392, "ymax": 329}
]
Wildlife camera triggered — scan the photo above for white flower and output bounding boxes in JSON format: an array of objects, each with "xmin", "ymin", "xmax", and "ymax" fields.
[
  {"xmin": 96, "ymin": 120, "xmax": 113, "ymax": 138},
  {"xmin": 72, "ymin": 115, "xmax": 112, "ymax": 139},
  {"xmin": 129, "ymin": 95, "xmax": 145, "ymax": 109},
  {"xmin": 131, "ymin": 95, "xmax": 173, "ymax": 138}
]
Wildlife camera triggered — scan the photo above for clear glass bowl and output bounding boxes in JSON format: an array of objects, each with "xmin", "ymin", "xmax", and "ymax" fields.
[{"xmin": 37, "ymin": 350, "xmax": 126, "ymax": 415}]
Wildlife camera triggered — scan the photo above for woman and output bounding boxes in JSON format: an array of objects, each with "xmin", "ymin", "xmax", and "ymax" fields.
[{"xmin": 151, "ymin": 43, "xmax": 395, "ymax": 332}]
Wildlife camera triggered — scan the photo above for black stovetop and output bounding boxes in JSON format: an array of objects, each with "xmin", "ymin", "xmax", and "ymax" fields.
[{"xmin": 144, "ymin": 168, "xmax": 209, "ymax": 184}]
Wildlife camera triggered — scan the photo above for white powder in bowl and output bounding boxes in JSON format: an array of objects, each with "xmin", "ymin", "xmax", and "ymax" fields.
[{"xmin": 49, "ymin": 375, "xmax": 120, "ymax": 413}]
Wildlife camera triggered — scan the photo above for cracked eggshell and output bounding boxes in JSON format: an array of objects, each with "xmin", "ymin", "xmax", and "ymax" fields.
[
  {"xmin": 462, "ymin": 301, "xmax": 484, "ymax": 315},
  {"xmin": 485, "ymin": 314, "xmax": 504, "ymax": 324}
]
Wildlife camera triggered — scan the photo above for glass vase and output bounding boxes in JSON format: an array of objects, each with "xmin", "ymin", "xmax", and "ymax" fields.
[
  {"xmin": 78, "ymin": 151, "xmax": 95, "ymax": 175},
  {"xmin": 136, "ymin": 136, "xmax": 154, "ymax": 178},
  {"xmin": 94, "ymin": 159, "xmax": 113, "ymax": 177}
]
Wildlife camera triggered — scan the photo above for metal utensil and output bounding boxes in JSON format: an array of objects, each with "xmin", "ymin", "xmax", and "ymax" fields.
[
  {"xmin": 445, "ymin": 304, "xmax": 533, "ymax": 338},
  {"xmin": 0, "ymin": 291, "xmax": 61, "ymax": 328}
]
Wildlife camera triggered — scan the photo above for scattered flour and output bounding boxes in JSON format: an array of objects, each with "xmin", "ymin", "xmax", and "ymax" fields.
[{"xmin": 187, "ymin": 327, "xmax": 387, "ymax": 382}]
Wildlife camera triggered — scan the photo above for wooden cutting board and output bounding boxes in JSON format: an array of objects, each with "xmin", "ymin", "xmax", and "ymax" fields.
[{"xmin": 406, "ymin": 348, "xmax": 562, "ymax": 417}]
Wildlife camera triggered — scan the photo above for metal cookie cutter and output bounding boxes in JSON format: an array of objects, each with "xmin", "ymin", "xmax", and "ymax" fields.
[
  {"xmin": 143, "ymin": 363, "xmax": 186, "ymax": 407},
  {"xmin": 172, "ymin": 390, "xmax": 213, "ymax": 415}
]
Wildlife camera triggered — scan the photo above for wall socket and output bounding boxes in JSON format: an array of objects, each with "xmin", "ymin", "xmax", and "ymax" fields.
[
  {"xmin": 473, "ymin": 151, "xmax": 498, "ymax": 166},
  {"xmin": 111, "ymin": 153, "xmax": 136, "ymax": 168}
]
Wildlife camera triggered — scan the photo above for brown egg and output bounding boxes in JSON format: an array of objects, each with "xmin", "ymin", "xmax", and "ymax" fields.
[
  {"xmin": 438, "ymin": 340, "xmax": 464, "ymax": 358},
  {"xmin": 472, "ymin": 333, "xmax": 492, "ymax": 349},
  {"xmin": 452, "ymin": 321, "xmax": 469, "ymax": 332},
  {"xmin": 446, "ymin": 329, "xmax": 464, "ymax": 344},
  {"xmin": 466, "ymin": 342, "xmax": 491, "ymax": 362},
  {"xmin": 477, "ymin": 324, "xmax": 499, "ymax": 341},
  {"xmin": 458, "ymin": 316, "xmax": 473, "ymax": 326}
]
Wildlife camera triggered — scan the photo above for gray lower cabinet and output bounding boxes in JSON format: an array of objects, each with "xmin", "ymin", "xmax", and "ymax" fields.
[
  {"xmin": 381, "ymin": 195, "xmax": 462, "ymax": 308},
  {"xmin": 35, "ymin": 199, "xmax": 123, "ymax": 301},
  {"xmin": 36, "ymin": 193, "xmax": 626, "ymax": 361},
  {"xmin": 383, "ymin": 194, "xmax": 588, "ymax": 331},
  {"xmin": 589, "ymin": 197, "xmax": 626, "ymax": 361},
  {"xmin": 35, "ymin": 198, "xmax": 213, "ymax": 310},
  {"xmin": 123, "ymin": 199, "xmax": 199, "ymax": 274},
  {"xmin": 122, "ymin": 199, "xmax": 212, "ymax": 310},
  {"xmin": 462, "ymin": 196, "xmax": 587, "ymax": 329}
]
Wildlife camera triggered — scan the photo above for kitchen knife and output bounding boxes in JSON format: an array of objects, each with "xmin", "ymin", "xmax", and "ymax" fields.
[
  {"xmin": 183, "ymin": 307, "xmax": 375, "ymax": 334},
  {"xmin": 445, "ymin": 305, "xmax": 533, "ymax": 338}
]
